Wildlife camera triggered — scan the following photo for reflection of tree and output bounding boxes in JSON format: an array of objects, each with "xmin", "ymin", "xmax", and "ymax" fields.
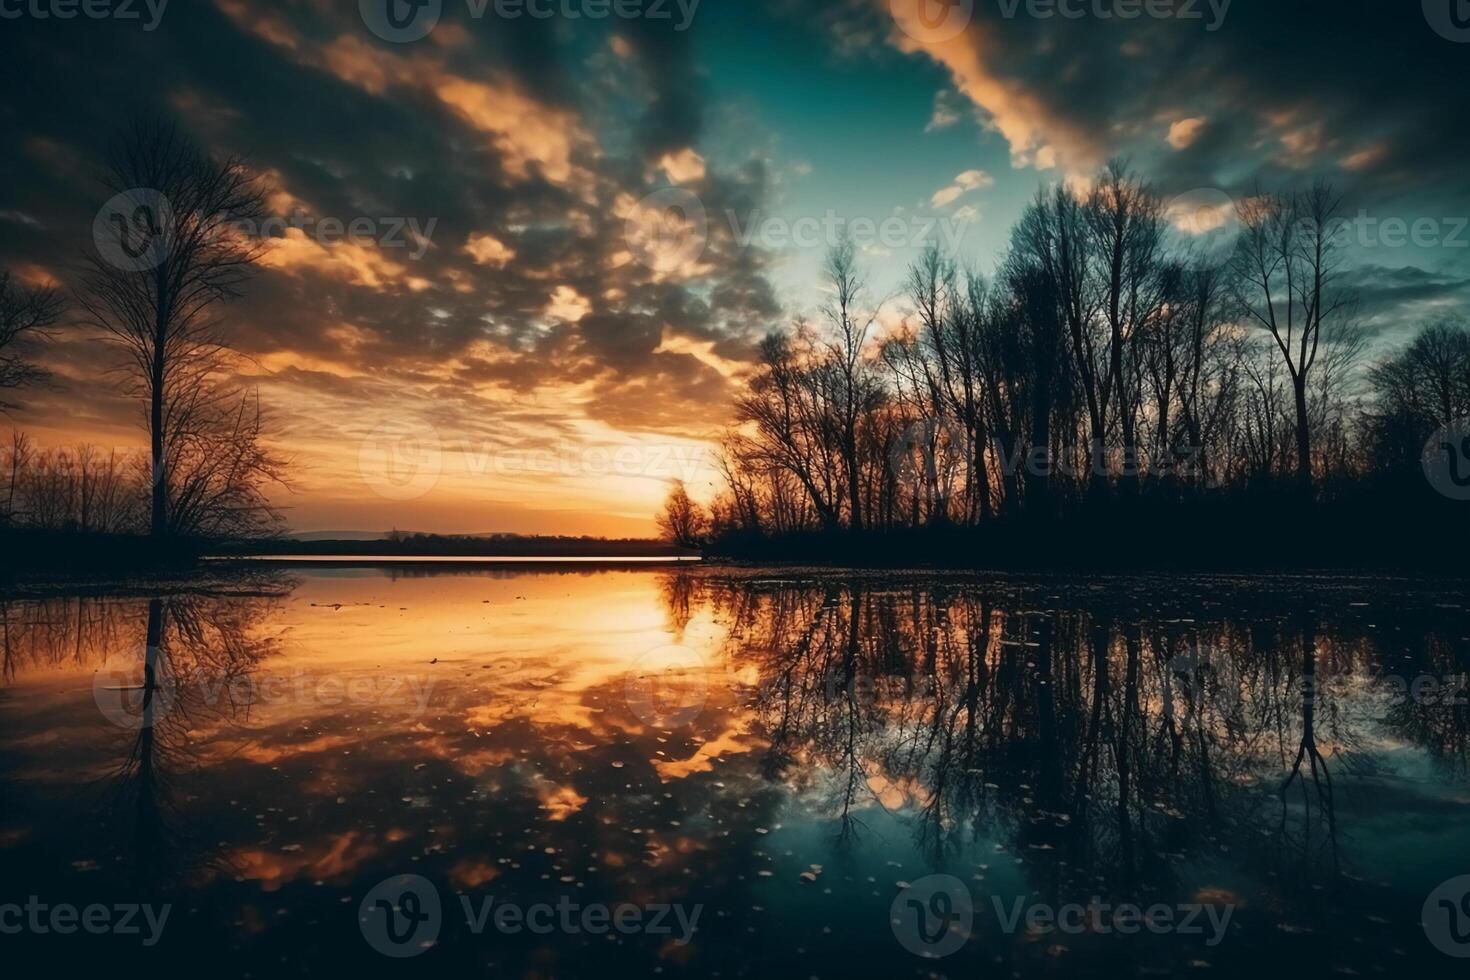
[
  {"xmin": 1278, "ymin": 615, "xmax": 1338, "ymax": 874},
  {"xmin": 659, "ymin": 570, "xmax": 695, "ymax": 639},
  {"xmin": 699, "ymin": 575, "xmax": 1470, "ymax": 901},
  {"xmin": 1, "ymin": 594, "xmax": 134, "ymax": 681},
  {"xmin": 1381, "ymin": 633, "xmax": 1470, "ymax": 770},
  {"xmin": 2, "ymin": 579, "xmax": 288, "ymax": 890},
  {"xmin": 112, "ymin": 593, "xmax": 280, "ymax": 887}
]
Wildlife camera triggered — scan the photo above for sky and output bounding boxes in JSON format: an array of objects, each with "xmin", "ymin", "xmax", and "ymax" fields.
[{"xmin": 2, "ymin": 0, "xmax": 1468, "ymax": 536}]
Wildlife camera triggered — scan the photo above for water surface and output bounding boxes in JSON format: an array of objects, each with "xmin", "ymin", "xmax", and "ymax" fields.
[{"xmin": 2, "ymin": 567, "xmax": 1468, "ymax": 977}]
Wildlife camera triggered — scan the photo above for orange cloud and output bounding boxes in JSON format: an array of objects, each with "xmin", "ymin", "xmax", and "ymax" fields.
[
  {"xmin": 433, "ymin": 76, "xmax": 587, "ymax": 186},
  {"xmin": 464, "ymin": 232, "xmax": 516, "ymax": 268},
  {"xmin": 218, "ymin": 11, "xmax": 591, "ymax": 189},
  {"xmin": 1167, "ymin": 117, "xmax": 1208, "ymax": 150},
  {"xmin": 257, "ymin": 229, "xmax": 413, "ymax": 290},
  {"xmin": 545, "ymin": 285, "xmax": 592, "ymax": 323},
  {"xmin": 883, "ymin": 1, "xmax": 1101, "ymax": 171}
]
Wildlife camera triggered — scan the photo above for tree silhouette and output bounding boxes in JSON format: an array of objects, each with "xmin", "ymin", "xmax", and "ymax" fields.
[
  {"xmin": 0, "ymin": 269, "xmax": 63, "ymax": 410},
  {"xmin": 77, "ymin": 121, "xmax": 284, "ymax": 541},
  {"xmin": 656, "ymin": 479, "xmax": 707, "ymax": 548}
]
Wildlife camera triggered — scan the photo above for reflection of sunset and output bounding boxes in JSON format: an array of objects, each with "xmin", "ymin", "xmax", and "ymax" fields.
[
  {"xmin": 1, "ymin": 0, "xmax": 1466, "ymax": 975},
  {"xmin": 3, "ymin": 569, "xmax": 1470, "ymax": 977}
]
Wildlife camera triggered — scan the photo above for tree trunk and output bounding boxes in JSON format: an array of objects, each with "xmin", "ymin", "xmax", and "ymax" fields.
[
  {"xmin": 149, "ymin": 270, "xmax": 169, "ymax": 541},
  {"xmin": 1293, "ymin": 374, "xmax": 1312, "ymax": 497},
  {"xmin": 1028, "ymin": 382, "xmax": 1053, "ymax": 517},
  {"xmin": 149, "ymin": 346, "xmax": 166, "ymax": 539},
  {"xmin": 845, "ymin": 445, "xmax": 863, "ymax": 532}
]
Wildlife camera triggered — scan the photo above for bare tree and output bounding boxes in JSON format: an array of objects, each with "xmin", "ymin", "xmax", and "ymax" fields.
[
  {"xmin": 701, "ymin": 164, "xmax": 1445, "ymax": 554},
  {"xmin": 735, "ymin": 328, "xmax": 844, "ymax": 532},
  {"xmin": 1013, "ymin": 183, "xmax": 1114, "ymax": 495},
  {"xmin": 0, "ymin": 439, "xmax": 147, "ymax": 533},
  {"xmin": 2, "ymin": 431, "xmax": 33, "ymax": 527},
  {"xmin": 77, "ymin": 121, "xmax": 279, "ymax": 540},
  {"xmin": 1366, "ymin": 316, "xmax": 1470, "ymax": 472},
  {"xmin": 1230, "ymin": 181, "xmax": 1356, "ymax": 495},
  {"xmin": 1084, "ymin": 162, "xmax": 1168, "ymax": 493},
  {"xmin": 657, "ymin": 480, "xmax": 708, "ymax": 549},
  {"xmin": 1369, "ymin": 316, "xmax": 1470, "ymax": 429},
  {"xmin": 1172, "ymin": 261, "xmax": 1239, "ymax": 484},
  {"xmin": 820, "ymin": 237, "xmax": 885, "ymax": 531},
  {"xmin": 0, "ymin": 270, "xmax": 64, "ymax": 409}
]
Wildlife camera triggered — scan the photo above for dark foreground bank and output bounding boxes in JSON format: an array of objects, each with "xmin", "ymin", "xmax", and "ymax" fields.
[{"xmin": 705, "ymin": 491, "xmax": 1468, "ymax": 572}]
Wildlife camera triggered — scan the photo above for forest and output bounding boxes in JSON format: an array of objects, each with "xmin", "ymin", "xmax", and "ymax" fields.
[{"xmin": 658, "ymin": 163, "xmax": 1470, "ymax": 567}]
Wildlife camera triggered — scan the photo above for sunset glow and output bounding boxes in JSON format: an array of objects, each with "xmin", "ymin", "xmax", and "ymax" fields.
[{"xmin": 3, "ymin": 2, "xmax": 1464, "ymax": 537}]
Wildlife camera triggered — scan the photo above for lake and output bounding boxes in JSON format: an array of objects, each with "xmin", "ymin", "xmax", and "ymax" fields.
[{"xmin": 2, "ymin": 564, "xmax": 1469, "ymax": 977}]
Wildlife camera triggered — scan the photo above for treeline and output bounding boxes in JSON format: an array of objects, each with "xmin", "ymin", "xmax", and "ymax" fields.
[
  {"xmin": 0, "ymin": 429, "xmax": 281, "ymax": 540},
  {"xmin": 678, "ymin": 162, "xmax": 1468, "ymax": 564},
  {"xmin": 1, "ymin": 435, "xmax": 143, "ymax": 533},
  {"xmin": 233, "ymin": 531, "xmax": 693, "ymax": 558}
]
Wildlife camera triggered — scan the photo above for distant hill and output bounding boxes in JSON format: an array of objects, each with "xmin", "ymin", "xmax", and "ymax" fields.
[{"xmin": 288, "ymin": 530, "xmax": 394, "ymax": 541}]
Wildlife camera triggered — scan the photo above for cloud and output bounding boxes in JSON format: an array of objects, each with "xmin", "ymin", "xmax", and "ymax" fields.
[
  {"xmin": 464, "ymin": 233, "xmax": 516, "ymax": 268},
  {"xmin": 931, "ymin": 185, "xmax": 964, "ymax": 208},
  {"xmin": 1167, "ymin": 117, "xmax": 1208, "ymax": 150},
  {"xmin": 432, "ymin": 76, "xmax": 588, "ymax": 187},
  {"xmin": 955, "ymin": 169, "xmax": 992, "ymax": 189},
  {"xmin": 0, "ymin": 0, "xmax": 781, "ymax": 534},
  {"xmin": 257, "ymin": 229, "xmax": 419, "ymax": 291},
  {"xmin": 925, "ymin": 89, "xmax": 963, "ymax": 132},
  {"xmin": 880, "ymin": 1, "xmax": 1103, "ymax": 171},
  {"xmin": 930, "ymin": 169, "xmax": 993, "ymax": 208},
  {"xmin": 1340, "ymin": 144, "xmax": 1391, "ymax": 173},
  {"xmin": 862, "ymin": 0, "xmax": 1470, "ymax": 204},
  {"xmin": 658, "ymin": 148, "xmax": 707, "ymax": 184},
  {"xmin": 545, "ymin": 285, "xmax": 592, "ymax": 324}
]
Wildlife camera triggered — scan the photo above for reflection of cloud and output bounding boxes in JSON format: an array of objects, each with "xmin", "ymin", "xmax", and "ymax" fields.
[
  {"xmin": 449, "ymin": 858, "xmax": 501, "ymax": 889},
  {"xmin": 229, "ymin": 831, "xmax": 380, "ymax": 892},
  {"xmin": 5, "ymin": 567, "xmax": 1468, "ymax": 972},
  {"xmin": 653, "ymin": 727, "xmax": 752, "ymax": 780},
  {"xmin": 535, "ymin": 778, "xmax": 590, "ymax": 821}
]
